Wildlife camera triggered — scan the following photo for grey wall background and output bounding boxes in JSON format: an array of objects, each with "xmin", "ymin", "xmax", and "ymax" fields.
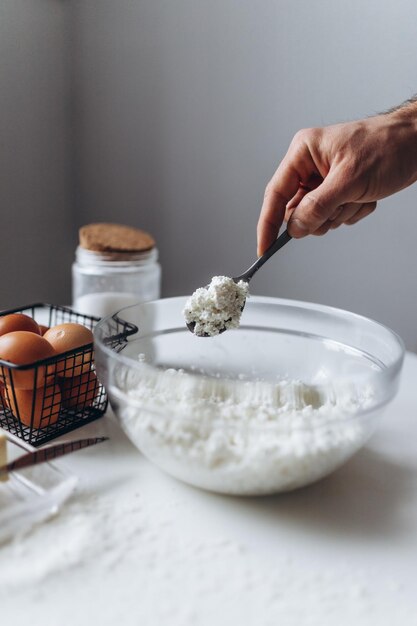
[
  {"xmin": 2, "ymin": 1, "xmax": 417, "ymax": 348},
  {"xmin": 0, "ymin": 0, "xmax": 74, "ymax": 307}
]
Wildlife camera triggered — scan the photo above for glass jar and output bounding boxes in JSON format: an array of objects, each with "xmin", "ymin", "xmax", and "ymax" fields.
[{"xmin": 72, "ymin": 246, "xmax": 161, "ymax": 318}]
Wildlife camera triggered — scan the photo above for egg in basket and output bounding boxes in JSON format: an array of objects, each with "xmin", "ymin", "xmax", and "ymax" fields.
[{"xmin": 0, "ymin": 304, "xmax": 108, "ymax": 446}]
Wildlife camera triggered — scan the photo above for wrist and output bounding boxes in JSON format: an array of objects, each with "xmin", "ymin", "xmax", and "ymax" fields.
[
  {"xmin": 390, "ymin": 100, "xmax": 417, "ymax": 126},
  {"xmin": 383, "ymin": 103, "xmax": 417, "ymax": 185}
]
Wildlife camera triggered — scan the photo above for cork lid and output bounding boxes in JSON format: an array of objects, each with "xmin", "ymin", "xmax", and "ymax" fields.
[{"xmin": 79, "ymin": 223, "xmax": 155, "ymax": 253}]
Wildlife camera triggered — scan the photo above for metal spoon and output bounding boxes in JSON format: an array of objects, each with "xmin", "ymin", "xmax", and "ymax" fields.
[{"xmin": 186, "ymin": 229, "xmax": 292, "ymax": 336}]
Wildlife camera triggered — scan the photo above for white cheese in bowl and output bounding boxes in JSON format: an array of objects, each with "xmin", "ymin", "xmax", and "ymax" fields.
[{"xmin": 118, "ymin": 365, "xmax": 375, "ymax": 495}]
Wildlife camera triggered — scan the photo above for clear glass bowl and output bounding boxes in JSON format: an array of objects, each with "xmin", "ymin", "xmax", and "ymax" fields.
[{"xmin": 94, "ymin": 296, "xmax": 405, "ymax": 496}]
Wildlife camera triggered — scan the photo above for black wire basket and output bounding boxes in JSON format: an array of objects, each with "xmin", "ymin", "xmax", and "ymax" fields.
[{"xmin": 0, "ymin": 303, "xmax": 111, "ymax": 447}]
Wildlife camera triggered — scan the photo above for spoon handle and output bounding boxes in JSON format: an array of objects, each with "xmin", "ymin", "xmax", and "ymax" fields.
[{"xmin": 236, "ymin": 229, "xmax": 292, "ymax": 283}]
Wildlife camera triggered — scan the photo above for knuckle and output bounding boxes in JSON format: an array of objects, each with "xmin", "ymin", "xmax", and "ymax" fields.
[
  {"xmin": 291, "ymin": 128, "xmax": 311, "ymax": 147},
  {"xmin": 293, "ymin": 126, "xmax": 321, "ymax": 146},
  {"xmin": 263, "ymin": 182, "xmax": 278, "ymax": 202},
  {"xmin": 263, "ymin": 183, "xmax": 287, "ymax": 205},
  {"xmin": 308, "ymin": 126, "xmax": 322, "ymax": 140},
  {"xmin": 338, "ymin": 166, "xmax": 356, "ymax": 190},
  {"xmin": 263, "ymin": 183, "xmax": 273, "ymax": 201},
  {"xmin": 304, "ymin": 194, "xmax": 327, "ymax": 224}
]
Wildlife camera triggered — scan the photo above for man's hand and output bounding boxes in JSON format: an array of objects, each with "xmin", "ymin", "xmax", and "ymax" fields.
[{"xmin": 257, "ymin": 102, "xmax": 417, "ymax": 255}]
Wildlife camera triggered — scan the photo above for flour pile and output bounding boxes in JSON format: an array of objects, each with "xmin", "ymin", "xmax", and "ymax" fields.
[
  {"xmin": 183, "ymin": 276, "xmax": 249, "ymax": 336},
  {"xmin": 116, "ymin": 365, "xmax": 375, "ymax": 495}
]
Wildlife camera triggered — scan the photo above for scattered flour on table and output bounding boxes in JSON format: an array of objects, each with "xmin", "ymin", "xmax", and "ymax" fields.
[
  {"xmin": 117, "ymin": 365, "xmax": 375, "ymax": 495},
  {"xmin": 0, "ymin": 478, "xmax": 407, "ymax": 626},
  {"xmin": 183, "ymin": 275, "xmax": 249, "ymax": 336}
]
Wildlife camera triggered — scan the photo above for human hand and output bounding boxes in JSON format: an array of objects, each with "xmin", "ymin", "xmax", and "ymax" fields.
[{"xmin": 257, "ymin": 105, "xmax": 417, "ymax": 255}]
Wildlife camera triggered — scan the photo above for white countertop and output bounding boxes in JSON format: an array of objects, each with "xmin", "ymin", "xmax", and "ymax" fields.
[{"xmin": 1, "ymin": 353, "xmax": 417, "ymax": 626}]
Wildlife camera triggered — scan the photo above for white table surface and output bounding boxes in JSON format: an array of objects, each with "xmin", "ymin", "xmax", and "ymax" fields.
[{"xmin": 1, "ymin": 353, "xmax": 417, "ymax": 626}]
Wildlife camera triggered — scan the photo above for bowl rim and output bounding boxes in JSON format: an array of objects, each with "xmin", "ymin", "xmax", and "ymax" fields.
[
  {"xmin": 94, "ymin": 295, "xmax": 405, "ymax": 425},
  {"xmin": 94, "ymin": 294, "xmax": 405, "ymax": 366}
]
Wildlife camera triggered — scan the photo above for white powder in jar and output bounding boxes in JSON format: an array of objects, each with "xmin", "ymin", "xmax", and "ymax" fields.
[
  {"xmin": 73, "ymin": 292, "xmax": 141, "ymax": 318},
  {"xmin": 117, "ymin": 365, "xmax": 375, "ymax": 495},
  {"xmin": 183, "ymin": 276, "xmax": 249, "ymax": 337}
]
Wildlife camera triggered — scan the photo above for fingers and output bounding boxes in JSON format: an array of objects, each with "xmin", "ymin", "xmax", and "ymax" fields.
[
  {"xmin": 257, "ymin": 162, "xmax": 302, "ymax": 256},
  {"xmin": 257, "ymin": 137, "xmax": 323, "ymax": 255},
  {"xmin": 309, "ymin": 201, "xmax": 378, "ymax": 235},
  {"xmin": 344, "ymin": 201, "xmax": 377, "ymax": 225},
  {"xmin": 286, "ymin": 187, "xmax": 308, "ymax": 213},
  {"xmin": 329, "ymin": 203, "xmax": 361, "ymax": 228},
  {"xmin": 286, "ymin": 174, "xmax": 323, "ymax": 213},
  {"xmin": 287, "ymin": 171, "xmax": 347, "ymax": 238},
  {"xmin": 258, "ymin": 119, "xmax": 382, "ymax": 245}
]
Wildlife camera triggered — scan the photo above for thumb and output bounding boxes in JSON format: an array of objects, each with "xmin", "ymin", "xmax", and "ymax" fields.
[{"xmin": 287, "ymin": 172, "xmax": 347, "ymax": 238}]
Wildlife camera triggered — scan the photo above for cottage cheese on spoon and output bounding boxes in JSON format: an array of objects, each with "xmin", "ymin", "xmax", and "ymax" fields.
[{"xmin": 183, "ymin": 276, "xmax": 249, "ymax": 337}]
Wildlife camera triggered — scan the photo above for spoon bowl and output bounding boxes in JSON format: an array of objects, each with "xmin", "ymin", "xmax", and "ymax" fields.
[
  {"xmin": 186, "ymin": 230, "xmax": 291, "ymax": 337},
  {"xmin": 186, "ymin": 277, "xmax": 249, "ymax": 337}
]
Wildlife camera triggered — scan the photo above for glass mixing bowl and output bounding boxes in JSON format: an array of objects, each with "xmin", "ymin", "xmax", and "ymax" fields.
[{"xmin": 94, "ymin": 296, "xmax": 404, "ymax": 496}]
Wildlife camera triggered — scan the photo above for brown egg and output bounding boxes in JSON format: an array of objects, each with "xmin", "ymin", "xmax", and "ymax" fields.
[
  {"xmin": 0, "ymin": 383, "xmax": 8, "ymax": 409},
  {"xmin": 38, "ymin": 325, "xmax": 50, "ymax": 336},
  {"xmin": 7, "ymin": 382, "xmax": 61, "ymax": 429},
  {"xmin": 61, "ymin": 371, "xmax": 99, "ymax": 409},
  {"xmin": 0, "ymin": 313, "xmax": 40, "ymax": 337},
  {"xmin": 0, "ymin": 331, "xmax": 56, "ymax": 389},
  {"xmin": 44, "ymin": 323, "xmax": 94, "ymax": 378}
]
